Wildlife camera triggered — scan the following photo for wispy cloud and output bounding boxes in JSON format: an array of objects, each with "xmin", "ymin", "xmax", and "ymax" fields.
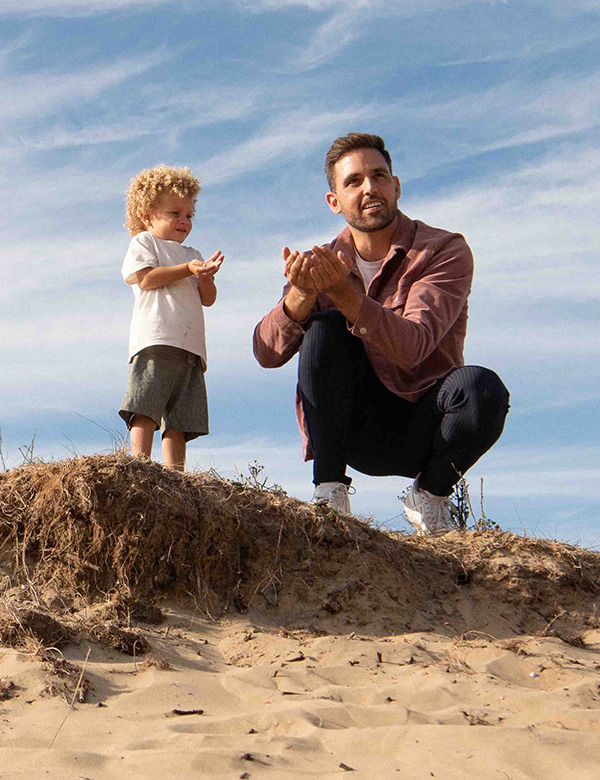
[
  {"xmin": 244, "ymin": 0, "xmax": 600, "ymax": 19},
  {"xmin": 0, "ymin": 0, "xmax": 169, "ymax": 15},
  {"xmin": 0, "ymin": 51, "xmax": 170, "ymax": 122},
  {"xmin": 2, "ymin": 87, "xmax": 259, "ymax": 154},
  {"xmin": 288, "ymin": 7, "xmax": 365, "ymax": 71},
  {"xmin": 539, "ymin": 0, "xmax": 600, "ymax": 15},
  {"xmin": 412, "ymin": 69, "xmax": 600, "ymax": 138},
  {"xmin": 0, "ymin": 31, "xmax": 33, "ymax": 64},
  {"xmin": 243, "ymin": 0, "xmax": 487, "ymax": 13},
  {"xmin": 413, "ymin": 139, "xmax": 600, "ymax": 280},
  {"xmin": 1, "ymin": 235, "xmax": 125, "ymax": 299},
  {"xmin": 4, "ymin": 0, "xmax": 598, "ymax": 21},
  {"xmin": 438, "ymin": 31, "xmax": 600, "ymax": 68},
  {"xmin": 198, "ymin": 104, "xmax": 377, "ymax": 185},
  {"xmin": 471, "ymin": 444, "xmax": 600, "ymax": 498},
  {"xmin": 239, "ymin": 0, "xmax": 367, "ymax": 10}
]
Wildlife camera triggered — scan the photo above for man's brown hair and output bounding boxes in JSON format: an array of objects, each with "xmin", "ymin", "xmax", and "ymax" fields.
[{"xmin": 324, "ymin": 132, "xmax": 393, "ymax": 191}]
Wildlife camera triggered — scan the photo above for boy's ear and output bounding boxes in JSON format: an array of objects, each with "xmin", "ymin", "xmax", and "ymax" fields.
[{"xmin": 138, "ymin": 209, "xmax": 152, "ymax": 228}]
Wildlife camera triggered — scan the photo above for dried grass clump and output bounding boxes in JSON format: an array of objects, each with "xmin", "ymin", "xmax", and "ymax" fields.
[
  {"xmin": 40, "ymin": 652, "xmax": 91, "ymax": 703},
  {"xmin": 140, "ymin": 653, "xmax": 172, "ymax": 670},
  {"xmin": 0, "ymin": 589, "xmax": 153, "ymax": 655},
  {"xmin": 1, "ymin": 454, "xmax": 600, "ymax": 641},
  {"xmin": 0, "ymin": 597, "xmax": 72, "ymax": 649},
  {"xmin": 80, "ymin": 593, "xmax": 164, "ymax": 626},
  {"xmin": 434, "ymin": 530, "xmax": 600, "ymax": 597},
  {"xmin": 87, "ymin": 623, "xmax": 149, "ymax": 656},
  {"xmin": 0, "ymin": 454, "xmax": 436, "ymax": 618},
  {"xmin": 0, "ymin": 678, "xmax": 17, "ymax": 701}
]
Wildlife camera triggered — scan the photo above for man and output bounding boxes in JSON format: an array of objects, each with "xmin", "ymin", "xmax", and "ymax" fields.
[{"xmin": 253, "ymin": 133, "xmax": 509, "ymax": 535}]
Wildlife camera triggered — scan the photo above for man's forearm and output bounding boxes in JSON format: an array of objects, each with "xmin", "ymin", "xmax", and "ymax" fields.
[
  {"xmin": 283, "ymin": 286, "xmax": 318, "ymax": 323},
  {"xmin": 325, "ymin": 281, "xmax": 364, "ymax": 324}
]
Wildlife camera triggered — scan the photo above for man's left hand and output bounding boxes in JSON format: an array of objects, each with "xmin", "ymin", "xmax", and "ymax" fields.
[{"xmin": 308, "ymin": 245, "xmax": 353, "ymax": 293}]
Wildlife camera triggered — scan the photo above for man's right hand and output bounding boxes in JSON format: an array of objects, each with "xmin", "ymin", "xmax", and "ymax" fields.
[
  {"xmin": 282, "ymin": 246, "xmax": 318, "ymax": 322},
  {"xmin": 283, "ymin": 246, "xmax": 318, "ymax": 293}
]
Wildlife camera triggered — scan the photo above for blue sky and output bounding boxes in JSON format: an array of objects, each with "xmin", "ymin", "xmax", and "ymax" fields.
[{"xmin": 1, "ymin": 0, "xmax": 598, "ymax": 547}]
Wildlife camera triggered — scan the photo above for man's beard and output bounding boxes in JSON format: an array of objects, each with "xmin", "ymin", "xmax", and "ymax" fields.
[{"xmin": 342, "ymin": 203, "xmax": 398, "ymax": 233}]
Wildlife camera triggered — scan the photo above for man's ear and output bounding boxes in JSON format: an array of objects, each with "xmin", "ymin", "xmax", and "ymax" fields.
[
  {"xmin": 395, "ymin": 176, "xmax": 401, "ymax": 201},
  {"xmin": 326, "ymin": 191, "xmax": 342, "ymax": 214}
]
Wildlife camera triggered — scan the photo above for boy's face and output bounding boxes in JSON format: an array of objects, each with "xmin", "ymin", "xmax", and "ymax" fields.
[{"xmin": 141, "ymin": 192, "xmax": 194, "ymax": 243}]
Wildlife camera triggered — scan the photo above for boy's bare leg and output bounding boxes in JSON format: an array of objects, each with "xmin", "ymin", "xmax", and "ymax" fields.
[
  {"xmin": 162, "ymin": 430, "xmax": 186, "ymax": 471},
  {"xmin": 130, "ymin": 414, "xmax": 156, "ymax": 458}
]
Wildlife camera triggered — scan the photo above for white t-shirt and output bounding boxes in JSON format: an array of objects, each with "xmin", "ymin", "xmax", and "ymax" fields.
[
  {"xmin": 355, "ymin": 252, "xmax": 384, "ymax": 293},
  {"xmin": 122, "ymin": 232, "xmax": 207, "ymax": 367}
]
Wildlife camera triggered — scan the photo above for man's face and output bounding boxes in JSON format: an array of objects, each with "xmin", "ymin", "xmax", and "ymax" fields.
[
  {"xmin": 326, "ymin": 148, "xmax": 400, "ymax": 233},
  {"xmin": 141, "ymin": 192, "xmax": 194, "ymax": 243}
]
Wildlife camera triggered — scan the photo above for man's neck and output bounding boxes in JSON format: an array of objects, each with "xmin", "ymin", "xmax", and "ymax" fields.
[{"xmin": 349, "ymin": 212, "xmax": 399, "ymax": 262}]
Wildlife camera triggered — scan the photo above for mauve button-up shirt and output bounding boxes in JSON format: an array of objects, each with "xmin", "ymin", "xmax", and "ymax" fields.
[{"xmin": 253, "ymin": 210, "xmax": 474, "ymax": 460}]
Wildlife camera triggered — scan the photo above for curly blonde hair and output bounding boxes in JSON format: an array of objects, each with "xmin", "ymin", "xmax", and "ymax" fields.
[{"xmin": 125, "ymin": 164, "xmax": 202, "ymax": 236}]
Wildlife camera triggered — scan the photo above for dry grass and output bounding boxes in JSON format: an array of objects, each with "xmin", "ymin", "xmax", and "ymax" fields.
[
  {"xmin": 40, "ymin": 650, "xmax": 92, "ymax": 704},
  {"xmin": 1, "ymin": 453, "xmax": 599, "ymax": 653},
  {"xmin": 0, "ymin": 678, "xmax": 17, "ymax": 701}
]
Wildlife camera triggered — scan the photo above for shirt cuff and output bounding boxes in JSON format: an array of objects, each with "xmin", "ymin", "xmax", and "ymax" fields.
[
  {"xmin": 349, "ymin": 295, "xmax": 381, "ymax": 338},
  {"xmin": 273, "ymin": 298, "xmax": 308, "ymax": 335}
]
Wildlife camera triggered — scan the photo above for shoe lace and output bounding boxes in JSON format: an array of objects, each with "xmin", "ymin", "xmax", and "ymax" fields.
[
  {"xmin": 329, "ymin": 484, "xmax": 346, "ymax": 501},
  {"xmin": 330, "ymin": 484, "xmax": 355, "ymax": 498},
  {"xmin": 433, "ymin": 495, "xmax": 457, "ymax": 529},
  {"xmin": 417, "ymin": 491, "xmax": 454, "ymax": 529}
]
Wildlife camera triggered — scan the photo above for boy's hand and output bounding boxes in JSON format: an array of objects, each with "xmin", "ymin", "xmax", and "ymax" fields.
[{"xmin": 188, "ymin": 251, "xmax": 224, "ymax": 278}]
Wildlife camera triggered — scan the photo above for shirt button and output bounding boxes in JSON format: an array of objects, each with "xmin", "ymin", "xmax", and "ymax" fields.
[{"xmin": 359, "ymin": 327, "xmax": 367, "ymax": 335}]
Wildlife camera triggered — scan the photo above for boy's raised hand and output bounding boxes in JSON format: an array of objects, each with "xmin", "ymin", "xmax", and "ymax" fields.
[{"xmin": 188, "ymin": 250, "xmax": 224, "ymax": 278}]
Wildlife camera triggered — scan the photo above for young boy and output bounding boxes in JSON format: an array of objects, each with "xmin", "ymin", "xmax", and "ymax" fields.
[{"xmin": 119, "ymin": 164, "xmax": 223, "ymax": 471}]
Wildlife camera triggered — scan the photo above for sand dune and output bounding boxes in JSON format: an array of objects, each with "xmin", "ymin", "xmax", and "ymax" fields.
[{"xmin": 1, "ymin": 455, "xmax": 599, "ymax": 779}]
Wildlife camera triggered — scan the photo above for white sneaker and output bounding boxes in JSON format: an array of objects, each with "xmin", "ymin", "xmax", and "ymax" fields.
[
  {"xmin": 403, "ymin": 480, "xmax": 456, "ymax": 536},
  {"xmin": 312, "ymin": 482, "xmax": 353, "ymax": 514}
]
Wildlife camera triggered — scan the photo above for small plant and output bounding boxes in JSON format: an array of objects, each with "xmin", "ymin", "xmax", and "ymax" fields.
[
  {"xmin": 398, "ymin": 476, "xmax": 500, "ymax": 533},
  {"xmin": 0, "ymin": 427, "xmax": 6, "ymax": 471},
  {"xmin": 453, "ymin": 477, "xmax": 500, "ymax": 532},
  {"xmin": 234, "ymin": 461, "xmax": 285, "ymax": 495},
  {"xmin": 18, "ymin": 432, "xmax": 38, "ymax": 465},
  {"xmin": 453, "ymin": 478, "xmax": 470, "ymax": 530},
  {"xmin": 71, "ymin": 412, "xmax": 128, "ymax": 455}
]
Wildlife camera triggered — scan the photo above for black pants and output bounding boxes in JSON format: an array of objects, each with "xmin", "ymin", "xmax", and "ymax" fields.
[{"xmin": 298, "ymin": 310, "xmax": 510, "ymax": 496}]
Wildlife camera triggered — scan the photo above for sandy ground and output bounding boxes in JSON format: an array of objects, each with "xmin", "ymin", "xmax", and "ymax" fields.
[
  {"xmin": 2, "ymin": 455, "xmax": 600, "ymax": 779},
  {"xmin": 2, "ymin": 604, "xmax": 600, "ymax": 780}
]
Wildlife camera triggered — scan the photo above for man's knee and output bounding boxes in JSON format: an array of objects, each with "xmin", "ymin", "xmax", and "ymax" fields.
[
  {"xmin": 441, "ymin": 365, "xmax": 510, "ymax": 418},
  {"xmin": 470, "ymin": 366, "xmax": 509, "ymax": 412}
]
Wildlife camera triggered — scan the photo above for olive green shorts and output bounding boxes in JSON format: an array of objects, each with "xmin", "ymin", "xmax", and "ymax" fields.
[{"xmin": 119, "ymin": 345, "xmax": 208, "ymax": 441}]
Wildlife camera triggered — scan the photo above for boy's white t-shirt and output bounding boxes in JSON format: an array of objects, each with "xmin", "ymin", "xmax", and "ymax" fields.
[{"xmin": 122, "ymin": 231, "xmax": 207, "ymax": 367}]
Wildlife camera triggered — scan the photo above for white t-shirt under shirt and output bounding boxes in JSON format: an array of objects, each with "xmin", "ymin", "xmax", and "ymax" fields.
[
  {"xmin": 355, "ymin": 251, "xmax": 384, "ymax": 293},
  {"xmin": 122, "ymin": 232, "xmax": 208, "ymax": 367}
]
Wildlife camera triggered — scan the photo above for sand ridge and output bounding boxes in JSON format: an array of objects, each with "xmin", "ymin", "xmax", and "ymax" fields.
[{"xmin": 1, "ymin": 454, "xmax": 600, "ymax": 778}]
